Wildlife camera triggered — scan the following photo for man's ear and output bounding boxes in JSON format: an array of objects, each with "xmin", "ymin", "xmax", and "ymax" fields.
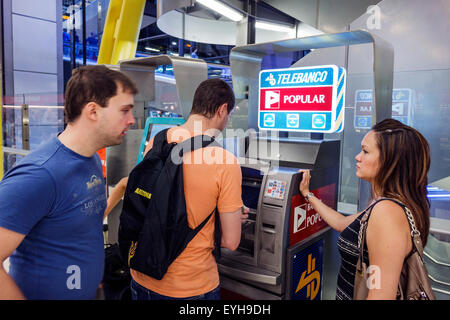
[
  {"xmin": 82, "ymin": 102, "xmax": 100, "ymax": 121},
  {"xmin": 217, "ymin": 103, "xmax": 228, "ymax": 117}
]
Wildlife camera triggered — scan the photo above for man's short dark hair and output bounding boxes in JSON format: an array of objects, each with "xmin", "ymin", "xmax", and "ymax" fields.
[
  {"xmin": 64, "ymin": 65, "xmax": 138, "ymax": 123},
  {"xmin": 190, "ymin": 78, "xmax": 235, "ymax": 118}
]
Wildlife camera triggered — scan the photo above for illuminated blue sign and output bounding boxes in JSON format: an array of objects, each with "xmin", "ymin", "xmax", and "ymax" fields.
[{"xmin": 259, "ymin": 65, "xmax": 346, "ymax": 133}]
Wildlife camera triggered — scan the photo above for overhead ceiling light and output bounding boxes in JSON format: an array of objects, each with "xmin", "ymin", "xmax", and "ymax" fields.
[
  {"xmin": 196, "ymin": 0, "xmax": 244, "ymax": 22},
  {"xmin": 255, "ymin": 21, "xmax": 294, "ymax": 33},
  {"xmin": 145, "ymin": 47, "xmax": 160, "ymax": 52}
]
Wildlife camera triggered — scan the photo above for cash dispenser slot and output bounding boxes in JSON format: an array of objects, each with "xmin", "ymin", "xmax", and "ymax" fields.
[
  {"xmin": 238, "ymin": 169, "xmax": 263, "ymax": 258},
  {"xmin": 261, "ymin": 223, "xmax": 276, "ymax": 254}
]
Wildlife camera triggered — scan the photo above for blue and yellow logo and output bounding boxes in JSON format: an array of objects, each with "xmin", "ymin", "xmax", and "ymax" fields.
[
  {"xmin": 292, "ymin": 239, "xmax": 323, "ymax": 300},
  {"xmin": 295, "ymin": 253, "xmax": 321, "ymax": 300}
]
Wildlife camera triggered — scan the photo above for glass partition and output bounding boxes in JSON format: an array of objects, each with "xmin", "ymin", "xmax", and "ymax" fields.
[{"xmin": 2, "ymin": 93, "xmax": 63, "ymax": 172}]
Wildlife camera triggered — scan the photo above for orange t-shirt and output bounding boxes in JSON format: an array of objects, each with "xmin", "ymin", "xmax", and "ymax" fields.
[{"xmin": 130, "ymin": 127, "xmax": 243, "ymax": 298}]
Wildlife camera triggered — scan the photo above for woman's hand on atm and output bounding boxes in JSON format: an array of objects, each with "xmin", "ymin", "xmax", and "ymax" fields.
[
  {"xmin": 241, "ymin": 206, "xmax": 249, "ymax": 223},
  {"xmin": 298, "ymin": 169, "xmax": 311, "ymax": 197}
]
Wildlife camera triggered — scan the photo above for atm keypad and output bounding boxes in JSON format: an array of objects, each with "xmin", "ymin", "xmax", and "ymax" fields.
[{"xmin": 264, "ymin": 179, "xmax": 286, "ymax": 200}]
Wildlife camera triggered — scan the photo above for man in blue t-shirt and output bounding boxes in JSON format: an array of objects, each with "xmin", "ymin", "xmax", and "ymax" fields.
[{"xmin": 0, "ymin": 65, "xmax": 137, "ymax": 299}]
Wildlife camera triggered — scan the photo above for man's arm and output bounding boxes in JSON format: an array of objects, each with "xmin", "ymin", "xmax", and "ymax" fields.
[
  {"xmin": 0, "ymin": 165, "xmax": 56, "ymax": 300},
  {"xmin": 219, "ymin": 208, "xmax": 245, "ymax": 251},
  {"xmin": 0, "ymin": 227, "xmax": 26, "ymax": 299}
]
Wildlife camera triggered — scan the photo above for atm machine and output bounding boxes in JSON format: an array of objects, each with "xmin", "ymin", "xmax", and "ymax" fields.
[
  {"xmin": 218, "ymin": 29, "xmax": 395, "ymax": 300},
  {"xmin": 218, "ymin": 135, "xmax": 340, "ymax": 300}
]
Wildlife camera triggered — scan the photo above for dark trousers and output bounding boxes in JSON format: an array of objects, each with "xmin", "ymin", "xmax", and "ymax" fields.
[{"xmin": 130, "ymin": 278, "xmax": 220, "ymax": 300}]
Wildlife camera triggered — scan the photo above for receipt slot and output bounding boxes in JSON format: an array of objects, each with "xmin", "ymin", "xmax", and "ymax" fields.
[{"xmin": 218, "ymin": 136, "xmax": 340, "ymax": 300}]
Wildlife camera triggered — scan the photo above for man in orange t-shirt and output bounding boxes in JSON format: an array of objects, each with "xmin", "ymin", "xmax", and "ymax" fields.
[{"xmin": 130, "ymin": 78, "xmax": 247, "ymax": 300}]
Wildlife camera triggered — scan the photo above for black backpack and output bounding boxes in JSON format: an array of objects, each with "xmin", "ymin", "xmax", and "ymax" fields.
[{"xmin": 118, "ymin": 128, "xmax": 221, "ymax": 280}]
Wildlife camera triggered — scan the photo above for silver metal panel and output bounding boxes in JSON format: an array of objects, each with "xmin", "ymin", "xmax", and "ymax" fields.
[
  {"xmin": 218, "ymin": 259, "xmax": 281, "ymax": 286},
  {"xmin": 248, "ymin": 136, "xmax": 341, "ymax": 169},
  {"xmin": 344, "ymin": 0, "xmax": 450, "ymax": 213},
  {"xmin": 21, "ymin": 104, "xmax": 29, "ymax": 150},
  {"xmin": 12, "ymin": 14, "xmax": 57, "ymax": 74},
  {"xmin": 106, "ymin": 198, "xmax": 123, "ymax": 245},
  {"xmin": 228, "ymin": 52, "xmax": 262, "ymax": 131},
  {"xmin": 157, "ymin": 0, "xmax": 192, "ymax": 18},
  {"xmin": 13, "ymin": 71, "xmax": 58, "ymax": 95},
  {"xmin": 106, "ymin": 129, "xmax": 143, "ymax": 185},
  {"xmin": 156, "ymin": 0, "xmax": 243, "ymax": 46},
  {"xmin": 348, "ymin": 0, "xmax": 450, "ymax": 73},
  {"xmin": 259, "ymin": 202, "xmax": 287, "ymax": 273},
  {"xmin": 369, "ymin": 32, "xmax": 394, "ymax": 125},
  {"xmin": 118, "ymin": 64, "xmax": 156, "ymax": 102},
  {"xmin": 119, "ymin": 55, "xmax": 207, "ymax": 119},
  {"xmin": 12, "ymin": 0, "xmax": 57, "ymax": 22},
  {"xmin": 263, "ymin": 0, "xmax": 380, "ymax": 33},
  {"xmin": 248, "ymin": 136, "xmax": 319, "ymax": 167}
]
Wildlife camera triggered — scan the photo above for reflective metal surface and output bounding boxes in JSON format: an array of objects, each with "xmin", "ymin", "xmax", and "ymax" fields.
[
  {"xmin": 119, "ymin": 55, "xmax": 208, "ymax": 120},
  {"xmin": 106, "ymin": 129, "xmax": 143, "ymax": 186},
  {"xmin": 21, "ymin": 104, "xmax": 29, "ymax": 150}
]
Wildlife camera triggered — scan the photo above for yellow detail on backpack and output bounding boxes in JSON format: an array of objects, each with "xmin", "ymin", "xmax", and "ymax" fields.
[
  {"xmin": 128, "ymin": 241, "xmax": 138, "ymax": 266},
  {"xmin": 134, "ymin": 187, "xmax": 151, "ymax": 199}
]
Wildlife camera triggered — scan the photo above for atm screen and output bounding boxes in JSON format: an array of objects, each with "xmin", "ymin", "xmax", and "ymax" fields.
[
  {"xmin": 241, "ymin": 167, "xmax": 263, "ymax": 210},
  {"xmin": 137, "ymin": 117, "xmax": 185, "ymax": 164}
]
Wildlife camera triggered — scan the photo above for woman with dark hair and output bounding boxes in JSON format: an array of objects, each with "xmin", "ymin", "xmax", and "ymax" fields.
[{"xmin": 299, "ymin": 118, "xmax": 431, "ymax": 300}]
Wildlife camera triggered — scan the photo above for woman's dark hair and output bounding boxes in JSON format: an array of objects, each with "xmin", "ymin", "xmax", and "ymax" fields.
[
  {"xmin": 64, "ymin": 65, "xmax": 138, "ymax": 123},
  {"xmin": 190, "ymin": 78, "xmax": 235, "ymax": 118},
  {"xmin": 371, "ymin": 118, "xmax": 431, "ymax": 246}
]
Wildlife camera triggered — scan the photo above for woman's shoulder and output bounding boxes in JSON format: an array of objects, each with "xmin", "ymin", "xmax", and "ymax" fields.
[
  {"xmin": 366, "ymin": 198, "xmax": 413, "ymax": 258},
  {"xmin": 370, "ymin": 198, "xmax": 409, "ymax": 226},
  {"xmin": 367, "ymin": 199, "xmax": 411, "ymax": 243}
]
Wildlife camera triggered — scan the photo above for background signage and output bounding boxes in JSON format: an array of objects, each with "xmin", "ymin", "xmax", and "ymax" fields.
[
  {"xmin": 354, "ymin": 88, "xmax": 413, "ymax": 129},
  {"xmin": 259, "ymin": 65, "xmax": 346, "ymax": 133}
]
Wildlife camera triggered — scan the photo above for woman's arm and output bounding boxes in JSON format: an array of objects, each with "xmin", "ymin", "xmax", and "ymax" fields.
[
  {"xmin": 299, "ymin": 170, "xmax": 359, "ymax": 232},
  {"xmin": 365, "ymin": 200, "xmax": 412, "ymax": 300},
  {"xmin": 104, "ymin": 177, "xmax": 128, "ymax": 220}
]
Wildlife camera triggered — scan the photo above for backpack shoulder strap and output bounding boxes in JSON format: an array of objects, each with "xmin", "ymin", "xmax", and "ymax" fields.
[
  {"xmin": 171, "ymin": 134, "xmax": 223, "ymax": 159},
  {"xmin": 153, "ymin": 128, "xmax": 169, "ymax": 149},
  {"xmin": 143, "ymin": 128, "xmax": 169, "ymax": 160},
  {"xmin": 183, "ymin": 206, "xmax": 217, "ymax": 246}
]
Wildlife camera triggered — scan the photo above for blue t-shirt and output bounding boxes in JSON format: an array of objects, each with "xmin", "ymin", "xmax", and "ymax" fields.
[{"xmin": 0, "ymin": 137, "xmax": 106, "ymax": 299}]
